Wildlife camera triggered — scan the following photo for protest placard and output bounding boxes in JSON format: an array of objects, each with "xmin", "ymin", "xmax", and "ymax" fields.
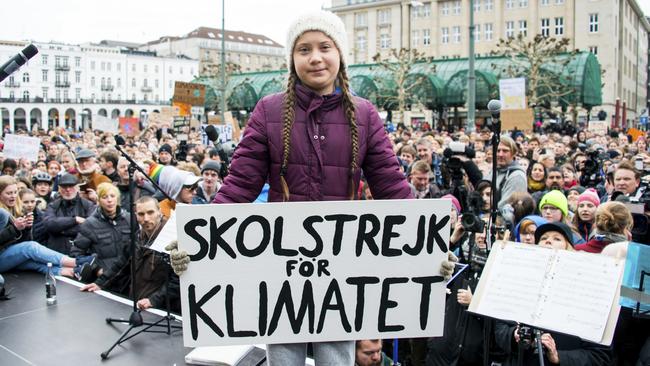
[
  {"xmin": 176, "ymin": 199, "xmax": 450, "ymax": 347},
  {"xmin": 589, "ymin": 120, "xmax": 608, "ymax": 136},
  {"xmin": 469, "ymin": 242, "xmax": 624, "ymax": 345},
  {"xmin": 173, "ymin": 81, "xmax": 206, "ymax": 106},
  {"xmin": 147, "ymin": 112, "xmax": 173, "ymax": 128},
  {"xmin": 93, "ymin": 114, "xmax": 119, "ymax": 133},
  {"xmin": 499, "ymin": 78, "xmax": 527, "ymax": 110},
  {"xmin": 119, "ymin": 117, "xmax": 140, "ymax": 136},
  {"xmin": 3, "ymin": 134, "xmax": 41, "ymax": 161}
]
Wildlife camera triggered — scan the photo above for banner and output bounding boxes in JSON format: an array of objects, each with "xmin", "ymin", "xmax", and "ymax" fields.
[
  {"xmin": 176, "ymin": 199, "xmax": 450, "ymax": 347},
  {"xmin": 93, "ymin": 114, "xmax": 119, "ymax": 133},
  {"xmin": 499, "ymin": 78, "xmax": 526, "ymax": 110},
  {"xmin": 3, "ymin": 134, "xmax": 41, "ymax": 161},
  {"xmin": 119, "ymin": 117, "xmax": 140, "ymax": 136}
]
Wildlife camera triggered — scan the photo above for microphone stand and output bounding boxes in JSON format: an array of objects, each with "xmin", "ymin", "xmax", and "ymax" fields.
[{"xmin": 101, "ymin": 139, "xmax": 181, "ymax": 359}]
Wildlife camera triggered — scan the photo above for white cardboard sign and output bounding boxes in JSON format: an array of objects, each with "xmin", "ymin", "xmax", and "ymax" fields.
[
  {"xmin": 3, "ymin": 134, "xmax": 41, "ymax": 162},
  {"xmin": 176, "ymin": 199, "xmax": 450, "ymax": 347},
  {"xmin": 93, "ymin": 114, "xmax": 119, "ymax": 133}
]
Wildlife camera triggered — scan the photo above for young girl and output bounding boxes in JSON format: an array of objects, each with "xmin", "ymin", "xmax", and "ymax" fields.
[
  {"xmin": 575, "ymin": 201, "xmax": 632, "ymax": 253},
  {"xmin": 169, "ymin": 10, "xmax": 455, "ymax": 365},
  {"xmin": 571, "ymin": 188, "xmax": 599, "ymax": 241}
]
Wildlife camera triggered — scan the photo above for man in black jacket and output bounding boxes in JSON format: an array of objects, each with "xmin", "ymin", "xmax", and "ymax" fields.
[{"xmin": 42, "ymin": 173, "xmax": 95, "ymax": 254}]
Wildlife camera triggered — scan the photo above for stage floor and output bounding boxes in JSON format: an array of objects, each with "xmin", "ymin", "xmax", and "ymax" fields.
[{"xmin": 0, "ymin": 271, "xmax": 191, "ymax": 365}]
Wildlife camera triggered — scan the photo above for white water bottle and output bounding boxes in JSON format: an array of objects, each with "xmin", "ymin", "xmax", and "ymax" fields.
[{"xmin": 45, "ymin": 262, "xmax": 57, "ymax": 305}]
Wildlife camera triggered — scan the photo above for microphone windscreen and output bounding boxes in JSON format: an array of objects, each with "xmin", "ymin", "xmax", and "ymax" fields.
[
  {"xmin": 487, "ymin": 99, "xmax": 502, "ymax": 112},
  {"xmin": 205, "ymin": 125, "xmax": 219, "ymax": 142},
  {"xmin": 22, "ymin": 44, "xmax": 39, "ymax": 59},
  {"xmin": 114, "ymin": 134, "xmax": 126, "ymax": 146}
]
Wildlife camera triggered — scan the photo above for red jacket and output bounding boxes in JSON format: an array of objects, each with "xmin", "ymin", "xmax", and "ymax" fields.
[
  {"xmin": 213, "ymin": 84, "xmax": 412, "ymax": 203},
  {"xmin": 574, "ymin": 238, "xmax": 610, "ymax": 253}
]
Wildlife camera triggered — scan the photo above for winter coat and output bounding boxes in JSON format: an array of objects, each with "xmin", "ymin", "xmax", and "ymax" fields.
[
  {"xmin": 31, "ymin": 208, "xmax": 47, "ymax": 244},
  {"xmin": 77, "ymin": 170, "xmax": 111, "ymax": 192},
  {"xmin": 71, "ymin": 207, "xmax": 131, "ymax": 272},
  {"xmin": 43, "ymin": 195, "xmax": 96, "ymax": 254},
  {"xmin": 492, "ymin": 162, "xmax": 527, "ymax": 208},
  {"xmin": 0, "ymin": 219, "xmax": 33, "ymax": 253},
  {"xmin": 213, "ymin": 83, "xmax": 411, "ymax": 203}
]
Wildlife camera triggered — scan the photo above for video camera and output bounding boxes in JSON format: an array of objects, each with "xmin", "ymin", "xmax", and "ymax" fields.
[
  {"xmin": 442, "ymin": 142, "xmax": 475, "ymax": 185},
  {"xmin": 579, "ymin": 149, "xmax": 607, "ymax": 188}
]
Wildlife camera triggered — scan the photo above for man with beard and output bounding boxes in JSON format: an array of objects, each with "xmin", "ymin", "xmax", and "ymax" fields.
[
  {"xmin": 75, "ymin": 149, "xmax": 111, "ymax": 203},
  {"xmin": 493, "ymin": 136, "xmax": 527, "ymax": 208},
  {"xmin": 408, "ymin": 160, "xmax": 441, "ymax": 199},
  {"xmin": 532, "ymin": 167, "xmax": 564, "ymax": 205}
]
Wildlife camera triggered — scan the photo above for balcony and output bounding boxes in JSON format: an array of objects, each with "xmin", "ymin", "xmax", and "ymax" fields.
[
  {"xmin": 5, "ymin": 81, "xmax": 20, "ymax": 88},
  {"xmin": 101, "ymin": 85, "xmax": 114, "ymax": 91},
  {"xmin": 55, "ymin": 81, "xmax": 71, "ymax": 88},
  {"xmin": 141, "ymin": 86, "xmax": 153, "ymax": 92},
  {"xmin": 55, "ymin": 64, "xmax": 70, "ymax": 71}
]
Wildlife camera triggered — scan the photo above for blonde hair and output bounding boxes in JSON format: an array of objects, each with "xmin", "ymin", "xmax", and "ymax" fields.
[
  {"xmin": 595, "ymin": 202, "xmax": 633, "ymax": 234},
  {"xmin": 280, "ymin": 48, "xmax": 358, "ymax": 201},
  {"xmin": 0, "ymin": 176, "xmax": 23, "ymax": 217},
  {"xmin": 96, "ymin": 182, "xmax": 121, "ymax": 206}
]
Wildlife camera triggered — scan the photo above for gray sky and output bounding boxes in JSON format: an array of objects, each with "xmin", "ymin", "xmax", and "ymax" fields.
[
  {"xmin": 2, "ymin": 0, "xmax": 649, "ymax": 47},
  {"xmin": 1, "ymin": 0, "xmax": 332, "ymax": 47}
]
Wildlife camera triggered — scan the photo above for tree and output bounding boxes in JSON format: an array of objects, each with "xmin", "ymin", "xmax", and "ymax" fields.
[
  {"xmin": 371, "ymin": 48, "xmax": 435, "ymax": 123},
  {"xmin": 491, "ymin": 34, "xmax": 578, "ymax": 116},
  {"xmin": 200, "ymin": 61, "xmax": 242, "ymax": 113}
]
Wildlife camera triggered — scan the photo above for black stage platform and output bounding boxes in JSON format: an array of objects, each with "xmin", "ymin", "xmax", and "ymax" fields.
[{"xmin": 0, "ymin": 271, "xmax": 191, "ymax": 365}]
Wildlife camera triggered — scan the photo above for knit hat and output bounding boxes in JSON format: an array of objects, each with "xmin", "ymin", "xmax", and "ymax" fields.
[
  {"xmin": 201, "ymin": 160, "xmax": 222, "ymax": 175},
  {"xmin": 578, "ymin": 188, "xmax": 600, "ymax": 207},
  {"xmin": 159, "ymin": 144, "xmax": 173, "ymax": 155},
  {"xmin": 442, "ymin": 194, "xmax": 461, "ymax": 215},
  {"xmin": 538, "ymin": 190, "xmax": 568, "ymax": 218},
  {"xmin": 567, "ymin": 186, "xmax": 585, "ymax": 195},
  {"xmin": 148, "ymin": 162, "xmax": 200, "ymax": 200},
  {"xmin": 534, "ymin": 222, "xmax": 575, "ymax": 246},
  {"xmin": 285, "ymin": 10, "xmax": 348, "ymax": 69}
]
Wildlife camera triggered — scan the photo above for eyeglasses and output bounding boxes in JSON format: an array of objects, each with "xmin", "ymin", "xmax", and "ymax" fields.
[
  {"xmin": 541, "ymin": 206, "xmax": 560, "ymax": 212},
  {"xmin": 183, "ymin": 184, "xmax": 198, "ymax": 191}
]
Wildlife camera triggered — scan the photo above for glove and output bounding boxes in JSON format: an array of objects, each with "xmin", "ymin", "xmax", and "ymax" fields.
[
  {"xmin": 165, "ymin": 240, "xmax": 190, "ymax": 276},
  {"xmin": 440, "ymin": 251, "xmax": 458, "ymax": 281}
]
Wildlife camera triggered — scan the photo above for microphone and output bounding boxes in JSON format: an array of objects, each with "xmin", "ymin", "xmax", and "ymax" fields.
[
  {"xmin": 114, "ymin": 134, "xmax": 126, "ymax": 146},
  {"xmin": 0, "ymin": 44, "xmax": 38, "ymax": 83},
  {"xmin": 204, "ymin": 125, "xmax": 219, "ymax": 143},
  {"xmin": 487, "ymin": 99, "xmax": 502, "ymax": 119}
]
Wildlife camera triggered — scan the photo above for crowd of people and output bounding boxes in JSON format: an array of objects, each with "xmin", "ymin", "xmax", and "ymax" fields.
[{"xmin": 1, "ymin": 9, "xmax": 649, "ymax": 366}]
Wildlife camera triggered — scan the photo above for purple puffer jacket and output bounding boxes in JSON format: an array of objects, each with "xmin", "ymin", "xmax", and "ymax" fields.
[{"xmin": 213, "ymin": 83, "xmax": 412, "ymax": 203}]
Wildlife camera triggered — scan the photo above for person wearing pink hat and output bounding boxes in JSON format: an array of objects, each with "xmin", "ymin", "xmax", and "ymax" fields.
[{"xmin": 571, "ymin": 188, "xmax": 600, "ymax": 241}]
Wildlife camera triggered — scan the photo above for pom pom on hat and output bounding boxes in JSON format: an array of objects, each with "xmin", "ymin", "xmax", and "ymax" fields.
[
  {"xmin": 578, "ymin": 188, "xmax": 600, "ymax": 207},
  {"xmin": 285, "ymin": 10, "xmax": 348, "ymax": 70}
]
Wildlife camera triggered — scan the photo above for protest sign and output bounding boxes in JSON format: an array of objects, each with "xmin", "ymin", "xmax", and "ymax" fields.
[
  {"xmin": 173, "ymin": 102, "xmax": 192, "ymax": 117},
  {"xmin": 176, "ymin": 199, "xmax": 450, "ymax": 347},
  {"xmin": 469, "ymin": 242, "xmax": 624, "ymax": 345},
  {"xmin": 93, "ymin": 114, "xmax": 119, "ymax": 133},
  {"xmin": 119, "ymin": 117, "xmax": 140, "ymax": 136},
  {"xmin": 173, "ymin": 81, "xmax": 206, "ymax": 106},
  {"xmin": 589, "ymin": 120, "xmax": 608, "ymax": 136},
  {"xmin": 3, "ymin": 134, "xmax": 41, "ymax": 161},
  {"xmin": 147, "ymin": 112, "xmax": 173, "ymax": 128},
  {"xmin": 499, "ymin": 78, "xmax": 527, "ymax": 110}
]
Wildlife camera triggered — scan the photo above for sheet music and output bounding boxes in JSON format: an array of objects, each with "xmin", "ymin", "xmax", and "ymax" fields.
[
  {"xmin": 536, "ymin": 251, "xmax": 620, "ymax": 343},
  {"xmin": 475, "ymin": 244, "xmax": 554, "ymax": 324},
  {"xmin": 149, "ymin": 210, "xmax": 177, "ymax": 254}
]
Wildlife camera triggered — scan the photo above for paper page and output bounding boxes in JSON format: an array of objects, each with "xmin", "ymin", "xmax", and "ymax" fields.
[
  {"xmin": 149, "ymin": 210, "xmax": 177, "ymax": 254},
  {"xmin": 536, "ymin": 251, "xmax": 621, "ymax": 344},
  {"xmin": 474, "ymin": 244, "xmax": 554, "ymax": 324}
]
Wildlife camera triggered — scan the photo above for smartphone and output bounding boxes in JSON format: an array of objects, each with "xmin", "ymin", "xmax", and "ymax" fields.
[{"xmin": 78, "ymin": 182, "xmax": 88, "ymax": 191}]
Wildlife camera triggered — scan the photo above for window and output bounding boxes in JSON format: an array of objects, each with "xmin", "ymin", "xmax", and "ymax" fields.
[
  {"xmin": 132, "ymin": 64, "xmax": 136, "ymax": 72},
  {"xmin": 519, "ymin": 0, "xmax": 528, "ymax": 7},
  {"xmin": 55, "ymin": 71, "xmax": 61, "ymax": 84},
  {"xmin": 485, "ymin": 0, "xmax": 493, "ymax": 10},
  {"xmin": 117, "ymin": 78, "xmax": 121, "ymax": 88},
  {"xmin": 42, "ymin": 69, "xmax": 48, "ymax": 82},
  {"xmin": 474, "ymin": 24, "xmax": 481, "ymax": 41},
  {"xmin": 101, "ymin": 77, "xmax": 105, "ymax": 87},
  {"xmin": 589, "ymin": 46, "xmax": 598, "ymax": 55},
  {"xmin": 555, "ymin": 17, "xmax": 564, "ymax": 35},
  {"xmin": 378, "ymin": 9, "xmax": 391, "ymax": 24},
  {"xmin": 55, "ymin": 90, "xmax": 60, "ymax": 101},
  {"xmin": 589, "ymin": 13, "xmax": 599, "ymax": 33},
  {"xmin": 355, "ymin": 12, "xmax": 367, "ymax": 27},
  {"xmin": 42, "ymin": 87, "xmax": 48, "ymax": 100},
  {"xmin": 423, "ymin": 29, "xmax": 431, "ymax": 45},
  {"xmin": 107, "ymin": 62, "xmax": 111, "ymax": 71},
  {"xmin": 556, "ymin": 0, "xmax": 564, "ymax": 4},
  {"xmin": 42, "ymin": 54, "xmax": 48, "ymax": 65},
  {"xmin": 155, "ymin": 79, "xmax": 159, "ymax": 88},
  {"xmin": 23, "ymin": 91, "xmax": 29, "ymax": 100},
  {"xmin": 107, "ymin": 77, "xmax": 111, "ymax": 86},
  {"xmin": 90, "ymin": 76, "xmax": 95, "ymax": 87},
  {"xmin": 155, "ymin": 65, "xmax": 159, "ymax": 73},
  {"xmin": 144, "ymin": 64, "xmax": 148, "ymax": 73},
  {"xmin": 474, "ymin": 0, "xmax": 480, "ymax": 12},
  {"xmin": 506, "ymin": 0, "xmax": 514, "ymax": 9},
  {"xmin": 453, "ymin": 1, "xmax": 461, "ymax": 15},
  {"xmin": 441, "ymin": 2, "xmax": 450, "ymax": 16},
  {"xmin": 519, "ymin": 20, "xmax": 527, "ymax": 36},
  {"xmin": 9, "ymin": 91, "xmax": 14, "ymax": 100},
  {"xmin": 485, "ymin": 23, "xmax": 493, "ymax": 41},
  {"xmin": 505, "ymin": 21, "xmax": 515, "ymax": 38},
  {"xmin": 75, "ymin": 57, "xmax": 81, "ymax": 67},
  {"xmin": 63, "ymin": 90, "xmax": 68, "ymax": 101},
  {"xmin": 422, "ymin": 3, "xmax": 431, "ymax": 17},
  {"xmin": 143, "ymin": 78, "xmax": 148, "ymax": 87},
  {"xmin": 117, "ymin": 63, "xmax": 121, "ymax": 72},
  {"xmin": 380, "ymin": 34, "xmax": 391, "ymax": 49},
  {"xmin": 541, "ymin": 0, "xmax": 549, "ymax": 5},
  {"xmin": 132, "ymin": 78, "xmax": 136, "ymax": 87},
  {"xmin": 453, "ymin": 26, "xmax": 461, "ymax": 43},
  {"xmin": 541, "ymin": 18, "xmax": 550, "ymax": 37},
  {"xmin": 75, "ymin": 88, "xmax": 80, "ymax": 100},
  {"xmin": 412, "ymin": 30, "xmax": 420, "ymax": 47},
  {"xmin": 356, "ymin": 34, "xmax": 367, "ymax": 51},
  {"xmin": 90, "ymin": 61, "xmax": 95, "ymax": 70},
  {"xmin": 101, "ymin": 61, "xmax": 105, "ymax": 71},
  {"xmin": 442, "ymin": 27, "xmax": 450, "ymax": 43},
  {"xmin": 132, "ymin": 93, "xmax": 135, "ymax": 101},
  {"xmin": 75, "ymin": 71, "xmax": 81, "ymax": 83}
]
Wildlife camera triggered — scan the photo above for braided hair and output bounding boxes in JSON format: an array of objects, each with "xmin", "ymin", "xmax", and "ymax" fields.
[{"xmin": 279, "ymin": 63, "xmax": 359, "ymax": 201}]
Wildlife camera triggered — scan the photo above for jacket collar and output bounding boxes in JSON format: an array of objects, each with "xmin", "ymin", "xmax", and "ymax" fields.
[{"xmin": 295, "ymin": 82, "xmax": 342, "ymax": 114}]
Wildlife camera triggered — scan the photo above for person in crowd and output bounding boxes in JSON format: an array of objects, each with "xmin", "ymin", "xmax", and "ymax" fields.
[
  {"xmin": 166, "ymin": 10, "xmax": 456, "ymax": 365},
  {"xmin": 59, "ymin": 151, "xmax": 77, "ymax": 174},
  {"xmin": 2, "ymin": 158, "xmax": 17, "ymax": 176},
  {"xmin": 399, "ymin": 144, "xmax": 417, "ymax": 168},
  {"xmin": 81, "ymin": 196, "xmax": 180, "ymax": 312},
  {"xmin": 565, "ymin": 185, "xmax": 585, "ymax": 213},
  {"xmin": 475, "ymin": 180, "xmax": 492, "ymax": 216},
  {"xmin": 46, "ymin": 141, "xmax": 59, "ymax": 161},
  {"xmin": 47, "ymin": 160, "xmax": 61, "ymax": 178},
  {"xmin": 571, "ymin": 188, "xmax": 599, "ymax": 241},
  {"xmin": 158, "ymin": 144, "xmax": 176, "ymax": 166},
  {"xmin": 31, "ymin": 171, "xmax": 53, "ymax": 209},
  {"xmin": 562, "ymin": 164, "xmax": 578, "ymax": 190},
  {"xmin": 355, "ymin": 339, "xmax": 393, "ymax": 366},
  {"xmin": 612, "ymin": 160, "xmax": 642, "ymax": 200},
  {"xmin": 99, "ymin": 150, "xmax": 120, "ymax": 183},
  {"xmin": 71, "ymin": 183, "xmax": 130, "ymax": 286},
  {"xmin": 493, "ymin": 136, "xmax": 527, "ymax": 208},
  {"xmin": 409, "ymin": 160, "xmax": 441, "ymax": 199},
  {"xmin": 42, "ymin": 173, "xmax": 96, "ymax": 254},
  {"xmin": 147, "ymin": 162, "xmax": 202, "ymax": 218},
  {"xmin": 574, "ymin": 201, "xmax": 632, "ymax": 253},
  {"xmin": 537, "ymin": 190, "xmax": 585, "ymax": 244},
  {"xmin": 114, "ymin": 157, "xmax": 155, "ymax": 212},
  {"xmin": 502, "ymin": 191, "xmax": 536, "ymax": 229},
  {"xmin": 513, "ymin": 215, "xmax": 548, "ymax": 244},
  {"xmin": 35, "ymin": 160, "xmax": 47, "ymax": 173},
  {"xmin": 415, "ymin": 138, "xmax": 444, "ymax": 187},
  {"xmin": 539, "ymin": 153, "xmax": 556, "ymax": 170},
  {"xmin": 532, "ymin": 167, "xmax": 564, "ymax": 203},
  {"xmin": 0, "ymin": 176, "xmax": 94, "ymax": 277},
  {"xmin": 18, "ymin": 188, "xmax": 47, "ymax": 244},
  {"xmin": 196, "ymin": 160, "xmax": 222, "ymax": 202}
]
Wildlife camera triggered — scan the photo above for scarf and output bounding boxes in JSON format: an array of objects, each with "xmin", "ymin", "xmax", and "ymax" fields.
[
  {"xmin": 528, "ymin": 177, "xmax": 546, "ymax": 192},
  {"xmin": 589, "ymin": 229, "xmax": 627, "ymax": 243}
]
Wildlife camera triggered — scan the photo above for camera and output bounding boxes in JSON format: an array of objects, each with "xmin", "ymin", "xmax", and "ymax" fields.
[
  {"xmin": 461, "ymin": 191, "xmax": 485, "ymax": 233},
  {"xmin": 579, "ymin": 150, "xmax": 606, "ymax": 188}
]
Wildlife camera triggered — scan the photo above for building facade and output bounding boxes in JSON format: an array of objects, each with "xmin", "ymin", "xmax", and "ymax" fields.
[
  {"xmin": 0, "ymin": 40, "xmax": 198, "ymax": 131},
  {"xmin": 139, "ymin": 27, "xmax": 285, "ymax": 74},
  {"xmin": 331, "ymin": 0, "xmax": 650, "ymax": 124}
]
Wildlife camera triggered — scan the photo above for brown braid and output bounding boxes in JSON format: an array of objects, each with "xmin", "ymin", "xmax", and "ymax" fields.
[
  {"xmin": 338, "ymin": 67, "xmax": 359, "ymax": 200},
  {"xmin": 279, "ymin": 72, "xmax": 297, "ymax": 201}
]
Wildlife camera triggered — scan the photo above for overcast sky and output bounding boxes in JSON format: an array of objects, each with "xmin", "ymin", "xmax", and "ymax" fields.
[
  {"xmin": 2, "ymin": 0, "xmax": 649, "ymax": 47},
  {"xmin": 1, "ymin": 0, "xmax": 332, "ymax": 47}
]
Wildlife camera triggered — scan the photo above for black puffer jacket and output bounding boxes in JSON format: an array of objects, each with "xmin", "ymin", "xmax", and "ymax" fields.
[
  {"xmin": 43, "ymin": 195, "xmax": 96, "ymax": 254},
  {"xmin": 71, "ymin": 207, "xmax": 131, "ymax": 271},
  {"xmin": 0, "ymin": 219, "xmax": 33, "ymax": 253}
]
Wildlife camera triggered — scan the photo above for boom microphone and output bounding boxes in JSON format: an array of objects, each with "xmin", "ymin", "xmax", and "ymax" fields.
[
  {"xmin": 487, "ymin": 99, "xmax": 502, "ymax": 119},
  {"xmin": 204, "ymin": 124, "xmax": 220, "ymax": 143},
  {"xmin": 0, "ymin": 44, "xmax": 38, "ymax": 83},
  {"xmin": 114, "ymin": 134, "xmax": 126, "ymax": 146}
]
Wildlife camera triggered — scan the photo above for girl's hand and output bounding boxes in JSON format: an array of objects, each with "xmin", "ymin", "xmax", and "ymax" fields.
[
  {"xmin": 14, "ymin": 216, "xmax": 28, "ymax": 230},
  {"xmin": 457, "ymin": 287, "xmax": 473, "ymax": 306}
]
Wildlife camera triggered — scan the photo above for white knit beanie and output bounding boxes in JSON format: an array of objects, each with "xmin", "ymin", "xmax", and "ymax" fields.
[{"xmin": 285, "ymin": 10, "xmax": 348, "ymax": 70}]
